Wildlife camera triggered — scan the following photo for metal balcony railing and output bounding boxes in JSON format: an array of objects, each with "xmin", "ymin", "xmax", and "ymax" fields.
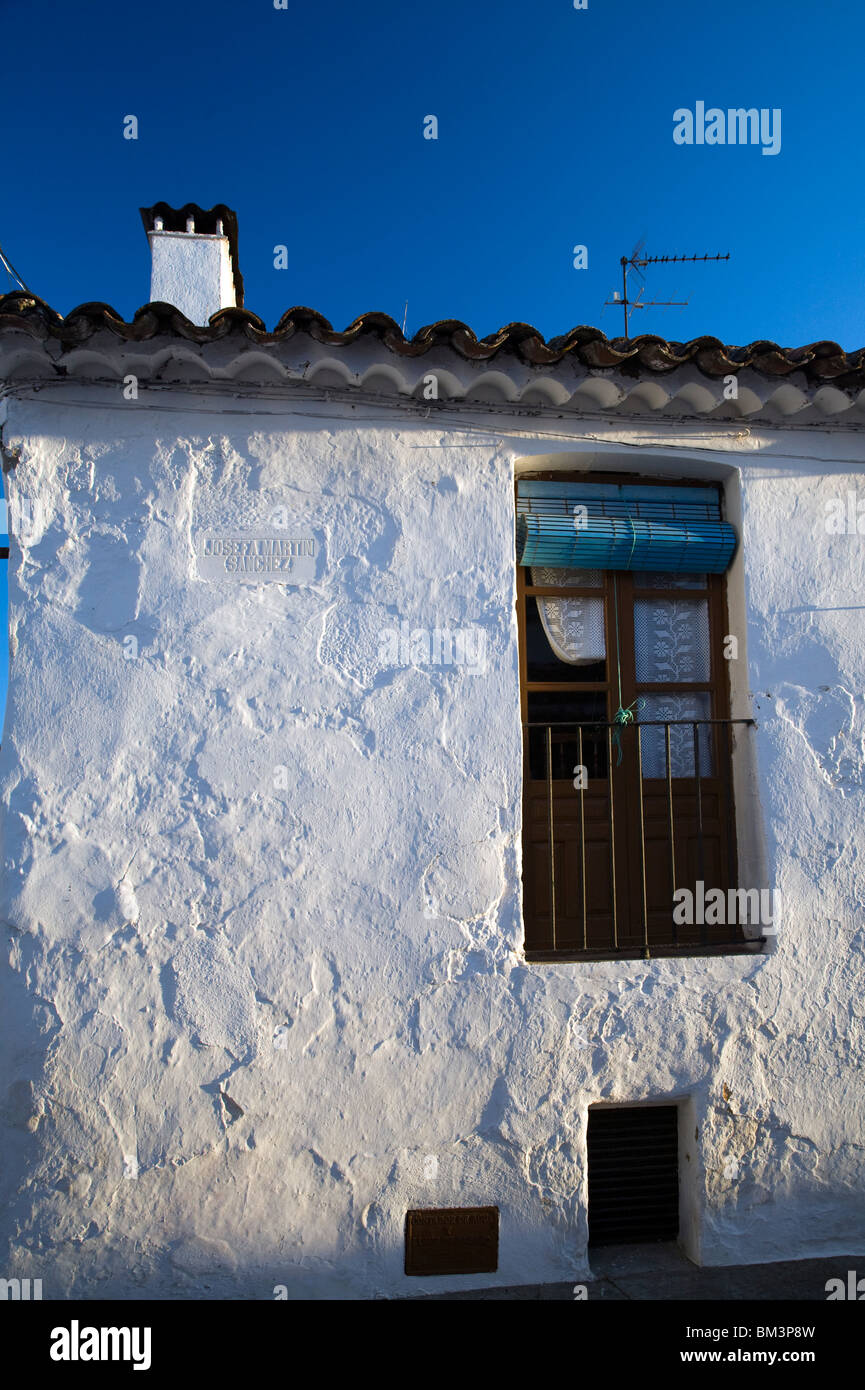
[{"xmin": 523, "ymin": 717, "xmax": 760, "ymax": 959}]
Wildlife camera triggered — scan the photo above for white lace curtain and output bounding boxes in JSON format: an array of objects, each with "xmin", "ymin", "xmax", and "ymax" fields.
[
  {"xmin": 634, "ymin": 590, "xmax": 711, "ymax": 777},
  {"xmin": 531, "ymin": 567, "xmax": 605, "ymax": 665}
]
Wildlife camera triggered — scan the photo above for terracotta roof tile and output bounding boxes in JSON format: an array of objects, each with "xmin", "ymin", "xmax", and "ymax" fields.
[{"xmin": 0, "ymin": 292, "xmax": 863, "ymax": 390}]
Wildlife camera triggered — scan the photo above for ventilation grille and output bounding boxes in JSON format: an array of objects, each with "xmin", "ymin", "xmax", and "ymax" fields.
[{"xmin": 587, "ymin": 1105, "xmax": 679, "ymax": 1246}]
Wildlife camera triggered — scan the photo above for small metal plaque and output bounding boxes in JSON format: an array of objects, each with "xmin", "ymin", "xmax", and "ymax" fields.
[
  {"xmin": 404, "ymin": 1206, "xmax": 499, "ymax": 1276},
  {"xmin": 197, "ymin": 533, "xmax": 317, "ymax": 584}
]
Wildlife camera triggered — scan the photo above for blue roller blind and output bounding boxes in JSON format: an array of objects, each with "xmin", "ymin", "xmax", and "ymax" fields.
[{"xmin": 516, "ymin": 480, "xmax": 737, "ymax": 573}]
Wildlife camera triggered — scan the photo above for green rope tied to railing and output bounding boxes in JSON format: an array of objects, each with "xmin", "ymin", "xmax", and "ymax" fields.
[
  {"xmin": 611, "ymin": 571, "xmax": 644, "ymax": 765},
  {"xmin": 612, "ymin": 697, "xmax": 644, "ymax": 766}
]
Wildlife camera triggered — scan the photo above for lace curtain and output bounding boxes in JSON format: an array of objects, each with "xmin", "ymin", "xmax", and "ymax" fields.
[
  {"xmin": 634, "ymin": 599, "xmax": 710, "ymax": 683},
  {"xmin": 639, "ymin": 693, "xmax": 713, "ymax": 778},
  {"xmin": 634, "ymin": 594, "xmax": 712, "ymax": 777},
  {"xmin": 633, "ymin": 572, "xmax": 707, "ymax": 590},
  {"xmin": 530, "ymin": 568, "xmax": 605, "ymax": 665}
]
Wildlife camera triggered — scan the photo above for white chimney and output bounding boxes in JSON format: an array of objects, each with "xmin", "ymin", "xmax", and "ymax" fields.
[{"xmin": 140, "ymin": 203, "xmax": 242, "ymax": 325}]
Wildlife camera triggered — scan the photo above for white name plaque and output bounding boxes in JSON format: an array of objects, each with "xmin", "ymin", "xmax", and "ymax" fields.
[{"xmin": 197, "ymin": 533, "xmax": 317, "ymax": 584}]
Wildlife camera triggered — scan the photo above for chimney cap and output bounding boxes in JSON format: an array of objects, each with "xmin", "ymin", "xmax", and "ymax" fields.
[{"xmin": 139, "ymin": 202, "xmax": 243, "ymax": 307}]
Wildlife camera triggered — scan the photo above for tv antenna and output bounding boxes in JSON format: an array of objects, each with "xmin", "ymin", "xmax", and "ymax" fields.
[{"xmin": 604, "ymin": 240, "xmax": 730, "ymax": 338}]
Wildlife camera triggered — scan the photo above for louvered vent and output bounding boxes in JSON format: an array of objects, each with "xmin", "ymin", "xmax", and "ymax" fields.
[{"xmin": 587, "ymin": 1105, "xmax": 679, "ymax": 1245}]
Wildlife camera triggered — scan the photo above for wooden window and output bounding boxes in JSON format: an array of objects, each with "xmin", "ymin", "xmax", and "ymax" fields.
[{"xmin": 517, "ymin": 476, "xmax": 753, "ymax": 960}]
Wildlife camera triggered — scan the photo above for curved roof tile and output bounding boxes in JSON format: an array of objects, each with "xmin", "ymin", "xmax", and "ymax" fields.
[{"xmin": 0, "ymin": 291, "xmax": 863, "ymax": 389}]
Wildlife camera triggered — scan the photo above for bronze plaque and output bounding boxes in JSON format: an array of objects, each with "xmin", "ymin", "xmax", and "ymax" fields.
[{"xmin": 404, "ymin": 1206, "xmax": 499, "ymax": 1276}]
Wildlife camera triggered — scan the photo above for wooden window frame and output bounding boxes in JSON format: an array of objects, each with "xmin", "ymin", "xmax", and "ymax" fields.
[{"xmin": 516, "ymin": 472, "xmax": 750, "ymax": 962}]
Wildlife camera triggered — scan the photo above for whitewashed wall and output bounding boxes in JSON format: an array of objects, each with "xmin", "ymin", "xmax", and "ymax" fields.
[{"xmin": 0, "ymin": 386, "xmax": 863, "ymax": 1299}]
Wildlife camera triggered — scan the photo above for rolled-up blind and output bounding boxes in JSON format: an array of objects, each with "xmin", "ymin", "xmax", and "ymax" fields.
[{"xmin": 516, "ymin": 480, "xmax": 737, "ymax": 573}]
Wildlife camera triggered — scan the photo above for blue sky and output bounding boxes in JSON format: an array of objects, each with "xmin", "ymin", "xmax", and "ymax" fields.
[{"xmin": 0, "ymin": 0, "xmax": 862, "ymax": 723}]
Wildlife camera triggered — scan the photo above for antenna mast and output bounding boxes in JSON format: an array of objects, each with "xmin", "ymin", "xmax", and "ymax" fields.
[{"xmin": 604, "ymin": 245, "xmax": 730, "ymax": 338}]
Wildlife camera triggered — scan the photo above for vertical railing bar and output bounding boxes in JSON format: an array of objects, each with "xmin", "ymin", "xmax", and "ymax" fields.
[
  {"xmin": 723, "ymin": 720, "xmax": 736, "ymax": 904},
  {"xmin": 578, "ymin": 725, "xmax": 587, "ymax": 953},
  {"xmin": 607, "ymin": 725, "xmax": 617, "ymax": 951},
  {"xmin": 666, "ymin": 722, "xmax": 677, "ymax": 946},
  {"xmin": 547, "ymin": 725, "xmax": 556, "ymax": 953},
  {"xmin": 694, "ymin": 721, "xmax": 706, "ymax": 947},
  {"xmin": 637, "ymin": 724, "xmax": 649, "ymax": 959}
]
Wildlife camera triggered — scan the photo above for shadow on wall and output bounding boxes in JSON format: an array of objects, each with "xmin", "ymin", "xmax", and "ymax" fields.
[
  {"xmin": 0, "ymin": 925, "xmax": 62, "ymax": 1268},
  {"xmin": 0, "ymin": 474, "xmax": 8, "ymax": 732}
]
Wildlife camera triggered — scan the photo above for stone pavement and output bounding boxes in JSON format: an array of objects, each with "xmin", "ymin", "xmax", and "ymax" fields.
[{"xmin": 409, "ymin": 1242, "xmax": 865, "ymax": 1300}]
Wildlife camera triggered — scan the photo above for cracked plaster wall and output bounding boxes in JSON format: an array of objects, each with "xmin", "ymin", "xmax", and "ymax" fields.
[{"xmin": 0, "ymin": 391, "xmax": 863, "ymax": 1299}]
